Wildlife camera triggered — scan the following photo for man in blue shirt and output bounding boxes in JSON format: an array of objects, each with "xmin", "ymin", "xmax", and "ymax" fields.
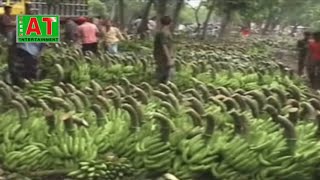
[
  {"xmin": 6, "ymin": 8, "xmax": 45, "ymax": 87},
  {"xmin": 9, "ymin": 40, "xmax": 45, "ymax": 86}
]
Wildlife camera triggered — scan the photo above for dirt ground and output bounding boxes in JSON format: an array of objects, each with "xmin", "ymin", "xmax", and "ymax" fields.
[
  {"xmin": 274, "ymin": 48, "xmax": 299, "ymax": 73},
  {"xmin": 273, "ymin": 48, "xmax": 319, "ymax": 92}
]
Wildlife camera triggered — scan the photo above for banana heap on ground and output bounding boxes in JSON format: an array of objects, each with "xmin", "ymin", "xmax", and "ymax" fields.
[
  {"xmin": 0, "ymin": 40, "xmax": 316, "ymax": 180},
  {"xmin": 0, "ymin": 72, "xmax": 318, "ymax": 180}
]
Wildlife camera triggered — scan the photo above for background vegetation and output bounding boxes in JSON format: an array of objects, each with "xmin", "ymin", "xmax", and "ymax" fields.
[{"xmin": 88, "ymin": 0, "xmax": 320, "ymax": 38}]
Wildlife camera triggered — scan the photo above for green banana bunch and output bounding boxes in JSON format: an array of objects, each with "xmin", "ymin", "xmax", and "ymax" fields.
[
  {"xmin": 47, "ymin": 129, "xmax": 98, "ymax": 167},
  {"xmin": 268, "ymin": 123, "xmax": 320, "ymax": 179},
  {"xmin": 71, "ymin": 63, "xmax": 91, "ymax": 88},
  {"xmin": 135, "ymin": 133, "xmax": 174, "ymax": 173},
  {"xmin": 220, "ymin": 135, "xmax": 260, "ymax": 173},
  {"xmin": 253, "ymin": 123, "xmax": 310, "ymax": 179},
  {"xmin": 4, "ymin": 143, "xmax": 52, "ymax": 171},
  {"xmin": 68, "ymin": 158, "xmax": 134, "ymax": 180},
  {"xmin": 90, "ymin": 64, "xmax": 110, "ymax": 82},
  {"xmin": 23, "ymin": 79, "xmax": 55, "ymax": 98},
  {"xmin": 179, "ymin": 134, "xmax": 215, "ymax": 173},
  {"xmin": 0, "ymin": 122, "xmax": 29, "ymax": 156},
  {"xmin": 170, "ymin": 156, "xmax": 193, "ymax": 180},
  {"xmin": 112, "ymin": 134, "xmax": 138, "ymax": 162},
  {"xmin": 91, "ymin": 127, "xmax": 112, "ymax": 154},
  {"xmin": 0, "ymin": 111, "xmax": 20, "ymax": 131}
]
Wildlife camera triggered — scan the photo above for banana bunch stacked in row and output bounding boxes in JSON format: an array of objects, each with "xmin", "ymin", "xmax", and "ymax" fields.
[
  {"xmin": 254, "ymin": 123, "xmax": 320, "ymax": 180},
  {"xmin": 47, "ymin": 130, "xmax": 98, "ymax": 168},
  {"xmin": 0, "ymin": 123, "xmax": 29, "ymax": 158},
  {"xmin": 71, "ymin": 63, "xmax": 91, "ymax": 88},
  {"xmin": 89, "ymin": 64, "xmax": 111, "ymax": 83},
  {"xmin": 136, "ymin": 133, "xmax": 174, "ymax": 173},
  {"xmin": 23, "ymin": 79, "xmax": 55, "ymax": 99},
  {"xmin": 68, "ymin": 158, "xmax": 134, "ymax": 180},
  {"xmin": 4, "ymin": 143, "xmax": 53, "ymax": 171}
]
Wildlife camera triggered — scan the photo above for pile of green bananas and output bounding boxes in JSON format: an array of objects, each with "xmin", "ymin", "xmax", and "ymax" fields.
[
  {"xmin": 23, "ymin": 79, "xmax": 55, "ymax": 98},
  {"xmin": 33, "ymin": 36, "xmax": 302, "ymax": 93},
  {"xmin": 68, "ymin": 158, "xmax": 134, "ymax": 180},
  {"xmin": 0, "ymin": 80, "xmax": 313, "ymax": 180},
  {"xmin": 0, "ymin": 39, "xmax": 318, "ymax": 180}
]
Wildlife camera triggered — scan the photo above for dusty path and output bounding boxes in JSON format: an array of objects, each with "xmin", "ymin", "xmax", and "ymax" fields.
[
  {"xmin": 274, "ymin": 48, "xmax": 298, "ymax": 73},
  {"xmin": 273, "ymin": 47, "xmax": 320, "ymax": 93}
]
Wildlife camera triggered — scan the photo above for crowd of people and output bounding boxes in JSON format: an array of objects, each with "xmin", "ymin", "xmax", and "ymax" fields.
[
  {"xmin": 0, "ymin": 5, "xmax": 175, "ymax": 87},
  {"xmin": 63, "ymin": 16, "xmax": 158, "ymax": 55},
  {"xmin": 66, "ymin": 16, "xmax": 174, "ymax": 84},
  {"xmin": 64, "ymin": 16, "xmax": 125, "ymax": 55}
]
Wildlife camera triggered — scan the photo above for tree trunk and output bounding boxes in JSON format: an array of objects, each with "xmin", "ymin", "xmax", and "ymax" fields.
[
  {"xmin": 155, "ymin": 0, "xmax": 169, "ymax": 29},
  {"xmin": 270, "ymin": 17, "xmax": 280, "ymax": 33},
  {"xmin": 245, "ymin": 21, "xmax": 251, "ymax": 29},
  {"xmin": 171, "ymin": 0, "xmax": 185, "ymax": 32},
  {"xmin": 270, "ymin": 22, "xmax": 277, "ymax": 31},
  {"xmin": 137, "ymin": 0, "xmax": 154, "ymax": 39},
  {"xmin": 218, "ymin": 10, "xmax": 232, "ymax": 39},
  {"xmin": 118, "ymin": 0, "xmax": 125, "ymax": 30},
  {"xmin": 278, "ymin": 24, "xmax": 287, "ymax": 35},
  {"xmin": 193, "ymin": 1, "xmax": 202, "ymax": 33},
  {"xmin": 261, "ymin": 13, "xmax": 273, "ymax": 35},
  {"xmin": 201, "ymin": 4, "xmax": 214, "ymax": 40},
  {"xmin": 111, "ymin": 3, "xmax": 118, "ymax": 22}
]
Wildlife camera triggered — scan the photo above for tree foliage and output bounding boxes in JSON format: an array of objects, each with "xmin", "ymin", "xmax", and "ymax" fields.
[
  {"xmin": 88, "ymin": 0, "xmax": 108, "ymax": 18},
  {"xmin": 88, "ymin": 0, "xmax": 320, "ymax": 34}
]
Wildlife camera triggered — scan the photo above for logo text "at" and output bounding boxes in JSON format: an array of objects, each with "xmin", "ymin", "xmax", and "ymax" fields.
[{"xmin": 26, "ymin": 17, "xmax": 54, "ymax": 35}]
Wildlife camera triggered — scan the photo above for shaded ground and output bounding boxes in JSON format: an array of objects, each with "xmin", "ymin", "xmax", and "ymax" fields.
[
  {"xmin": 273, "ymin": 48, "xmax": 319, "ymax": 93},
  {"xmin": 274, "ymin": 48, "xmax": 298, "ymax": 73}
]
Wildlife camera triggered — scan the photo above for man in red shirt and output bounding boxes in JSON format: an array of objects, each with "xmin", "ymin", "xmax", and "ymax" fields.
[
  {"xmin": 241, "ymin": 27, "xmax": 250, "ymax": 38},
  {"xmin": 76, "ymin": 17, "xmax": 100, "ymax": 55},
  {"xmin": 306, "ymin": 31, "xmax": 320, "ymax": 89}
]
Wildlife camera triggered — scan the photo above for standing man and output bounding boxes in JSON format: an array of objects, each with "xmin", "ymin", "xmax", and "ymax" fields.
[
  {"xmin": 103, "ymin": 19, "xmax": 125, "ymax": 54},
  {"xmin": 153, "ymin": 16, "xmax": 175, "ymax": 84},
  {"xmin": 6, "ymin": 7, "xmax": 45, "ymax": 87},
  {"xmin": 64, "ymin": 18, "xmax": 78, "ymax": 44},
  {"xmin": 1, "ymin": 5, "xmax": 16, "ymax": 45},
  {"xmin": 10, "ymin": 37, "xmax": 45, "ymax": 86},
  {"xmin": 77, "ymin": 17, "xmax": 99, "ymax": 54},
  {"xmin": 297, "ymin": 31, "xmax": 311, "ymax": 76},
  {"xmin": 2, "ymin": 5, "xmax": 16, "ymax": 85},
  {"xmin": 131, "ymin": 16, "xmax": 142, "ymax": 34},
  {"xmin": 306, "ymin": 31, "xmax": 320, "ymax": 89}
]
